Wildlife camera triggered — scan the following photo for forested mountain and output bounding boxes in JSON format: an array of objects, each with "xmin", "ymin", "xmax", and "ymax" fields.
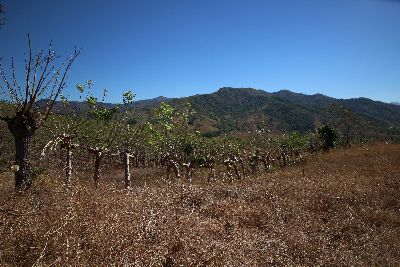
[
  {"xmin": 163, "ymin": 87, "xmax": 400, "ymax": 137},
  {"xmin": 40, "ymin": 87, "xmax": 400, "ymax": 138}
]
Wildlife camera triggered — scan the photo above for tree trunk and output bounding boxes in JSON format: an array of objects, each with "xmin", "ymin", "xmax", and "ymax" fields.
[
  {"xmin": 233, "ymin": 163, "xmax": 241, "ymax": 180},
  {"xmin": 7, "ymin": 113, "xmax": 39, "ymax": 190},
  {"xmin": 14, "ymin": 135, "xmax": 33, "ymax": 190},
  {"xmin": 123, "ymin": 152, "xmax": 131, "ymax": 190},
  {"xmin": 183, "ymin": 162, "xmax": 193, "ymax": 183},
  {"xmin": 94, "ymin": 154, "xmax": 102, "ymax": 187},
  {"xmin": 65, "ymin": 146, "xmax": 72, "ymax": 186}
]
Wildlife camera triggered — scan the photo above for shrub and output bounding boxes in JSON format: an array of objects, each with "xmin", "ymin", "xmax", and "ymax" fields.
[{"xmin": 317, "ymin": 125, "xmax": 337, "ymax": 150}]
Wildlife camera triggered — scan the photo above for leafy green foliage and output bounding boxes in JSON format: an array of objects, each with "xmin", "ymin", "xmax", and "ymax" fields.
[
  {"xmin": 278, "ymin": 132, "xmax": 308, "ymax": 151},
  {"xmin": 317, "ymin": 125, "xmax": 338, "ymax": 150},
  {"xmin": 76, "ymin": 84, "xmax": 85, "ymax": 94},
  {"xmin": 122, "ymin": 91, "xmax": 135, "ymax": 105},
  {"xmin": 92, "ymin": 106, "xmax": 119, "ymax": 121},
  {"xmin": 86, "ymin": 96, "xmax": 98, "ymax": 108}
]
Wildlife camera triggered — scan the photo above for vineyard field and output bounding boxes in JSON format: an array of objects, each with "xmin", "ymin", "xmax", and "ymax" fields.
[{"xmin": 0, "ymin": 143, "xmax": 399, "ymax": 266}]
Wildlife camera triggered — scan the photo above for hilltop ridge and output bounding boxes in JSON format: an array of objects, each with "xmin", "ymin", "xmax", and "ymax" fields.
[
  {"xmin": 162, "ymin": 87, "xmax": 400, "ymax": 137},
  {"xmin": 42, "ymin": 87, "xmax": 400, "ymax": 138}
]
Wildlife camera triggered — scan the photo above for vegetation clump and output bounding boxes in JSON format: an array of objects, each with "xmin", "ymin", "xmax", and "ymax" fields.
[{"xmin": 317, "ymin": 125, "xmax": 338, "ymax": 150}]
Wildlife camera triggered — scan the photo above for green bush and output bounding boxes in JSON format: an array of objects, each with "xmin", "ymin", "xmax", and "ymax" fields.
[{"xmin": 317, "ymin": 125, "xmax": 337, "ymax": 150}]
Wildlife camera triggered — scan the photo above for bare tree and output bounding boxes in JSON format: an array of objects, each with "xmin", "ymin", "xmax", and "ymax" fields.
[{"xmin": 0, "ymin": 35, "xmax": 80, "ymax": 190}]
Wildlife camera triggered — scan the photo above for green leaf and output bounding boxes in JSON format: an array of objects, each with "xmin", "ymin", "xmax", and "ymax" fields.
[
  {"xmin": 86, "ymin": 96, "xmax": 97, "ymax": 108},
  {"xmin": 76, "ymin": 84, "xmax": 85, "ymax": 94},
  {"xmin": 123, "ymin": 90, "xmax": 135, "ymax": 104}
]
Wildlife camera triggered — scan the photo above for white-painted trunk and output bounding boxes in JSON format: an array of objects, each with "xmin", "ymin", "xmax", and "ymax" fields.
[
  {"xmin": 124, "ymin": 153, "xmax": 131, "ymax": 189},
  {"xmin": 65, "ymin": 147, "xmax": 72, "ymax": 186}
]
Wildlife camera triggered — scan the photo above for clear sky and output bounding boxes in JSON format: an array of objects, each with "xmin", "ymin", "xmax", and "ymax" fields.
[{"xmin": 0, "ymin": 0, "xmax": 399, "ymax": 103}]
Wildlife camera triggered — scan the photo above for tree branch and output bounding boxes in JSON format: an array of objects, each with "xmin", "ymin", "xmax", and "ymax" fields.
[
  {"xmin": 43, "ymin": 48, "xmax": 80, "ymax": 120},
  {"xmin": 30, "ymin": 51, "xmax": 43, "ymax": 99},
  {"xmin": 0, "ymin": 61, "xmax": 19, "ymax": 104},
  {"xmin": 23, "ymin": 33, "xmax": 33, "ymax": 111},
  {"xmin": 32, "ymin": 49, "xmax": 53, "ymax": 101},
  {"xmin": 11, "ymin": 57, "xmax": 23, "ymax": 101}
]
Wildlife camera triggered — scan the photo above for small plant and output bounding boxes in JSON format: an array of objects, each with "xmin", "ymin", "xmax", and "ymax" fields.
[{"xmin": 317, "ymin": 125, "xmax": 337, "ymax": 150}]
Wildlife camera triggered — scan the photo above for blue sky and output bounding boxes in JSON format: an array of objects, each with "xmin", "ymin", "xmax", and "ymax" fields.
[{"xmin": 0, "ymin": 0, "xmax": 399, "ymax": 103}]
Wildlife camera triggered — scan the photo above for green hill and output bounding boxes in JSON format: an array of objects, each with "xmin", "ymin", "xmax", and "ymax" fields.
[
  {"xmin": 154, "ymin": 87, "xmax": 399, "ymax": 138},
  {"xmin": 33, "ymin": 87, "xmax": 400, "ymax": 139}
]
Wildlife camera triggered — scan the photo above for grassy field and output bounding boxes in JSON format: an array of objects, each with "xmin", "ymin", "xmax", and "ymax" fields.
[{"xmin": 0, "ymin": 143, "xmax": 399, "ymax": 266}]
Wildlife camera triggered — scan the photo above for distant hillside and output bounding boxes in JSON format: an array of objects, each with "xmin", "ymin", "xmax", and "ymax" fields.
[
  {"xmin": 42, "ymin": 87, "xmax": 400, "ymax": 138},
  {"xmin": 159, "ymin": 87, "xmax": 399, "ymax": 137}
]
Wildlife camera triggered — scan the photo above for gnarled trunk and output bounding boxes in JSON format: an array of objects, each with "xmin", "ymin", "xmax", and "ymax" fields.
[
  {"xmin": 14, "ymin": 135, "xmax": 33, "ymax": 190},
  {"xmin": 60, "ymin": 135, "xmax": 76, "ymax": 187},
  {"xmin": 88, "ymin": 147, "xmax": 109, "ymax": 187},
  {"xmin": 7, "ymin": 113, "xmax": 39, "ymax": 190}
]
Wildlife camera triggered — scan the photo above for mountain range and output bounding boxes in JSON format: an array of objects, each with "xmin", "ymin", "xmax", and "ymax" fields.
[
  {"xmin": 50, "ymin": 87, "xmax": 400, "ymax": 138},
  {"xmin": 161, "ymin": 87, "xmax": 400, "ymax": 137}
]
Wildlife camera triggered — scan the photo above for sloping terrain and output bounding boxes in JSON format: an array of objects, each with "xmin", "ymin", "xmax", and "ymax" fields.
[
  {"xmin": 173, "ymin": 87, "xmax": 400, "ymax": 135},
  {"xmin": 30, "ymin": 87, "xmax": 400, "ymax": 137},
  {"xmin": 0, "ymin": 143, "xmax": 399, "ymax": 266}
]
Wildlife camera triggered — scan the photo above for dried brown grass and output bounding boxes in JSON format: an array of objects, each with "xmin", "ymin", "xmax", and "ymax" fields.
[{"xmin": 0, "ymin": 143, "xmax": 399, "ymax": 266}]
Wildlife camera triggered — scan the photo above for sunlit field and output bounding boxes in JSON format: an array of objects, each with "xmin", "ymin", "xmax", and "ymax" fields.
[
  {"xmin": 1, "ymin": 0, "xmax": 400, "ymax": 266},
  {"xmin": 1, "ymin": 143, "xmax": 399, "ymax": 266}
]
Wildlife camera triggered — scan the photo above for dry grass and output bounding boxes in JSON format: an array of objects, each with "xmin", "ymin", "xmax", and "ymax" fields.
[{"xmin": 0, "ymin": 143, "xmax": 399, "ymax": 266}]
